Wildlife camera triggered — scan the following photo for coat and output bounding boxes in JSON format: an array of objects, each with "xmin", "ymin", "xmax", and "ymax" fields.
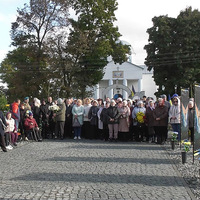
[
  {"xmin": 0, "ymin": 111, "xmax": 6, "ymax": 136},
  {"xmin": 118, "ymin": 106, "xmax": 130, "ymax": 132},
  {"xmin": 146, "ymin": 107, "xmax": 155, "ymax": 127},
  {"xmin": 88, "ymin": 106, "xmax": 99, "ymax": 126},
  {"xmin": 83, "ymin": 104, "xmax": 92, "ymax": 122},
  {"xmin": 24, "ymin": 117, "xmax": 38, "ymax": 130},
  {"xmin": 56, "ymin": 103, "xmax": 66, "ymax": 122},
  {"xmin": 153, "ymin": 105, "xmax": 168, "ymax": 126},
  {"xmin": 97, "ymin": 107, "xmax": 104, "ymax": 129},
  {"xmin": 72, "ymin": 105, "xmax": 84, "ymax": 125},
  {"xmin": 100, "ymin": 108, "xmax": 108, "ymax": 125},
  {"xmin": 11, "ymin": 102, "xmax": 20, "ymax": 122},
  {"xmin": 169, "ymin": 98, "xmax": 181, "ymax": 124},
  {"xmin": 106, "ymin": 106, "xmax": 121, "ymax": 124},
  {"xmin": 65, "ymin": 104, "xmax": 73, "ymax": 123}
]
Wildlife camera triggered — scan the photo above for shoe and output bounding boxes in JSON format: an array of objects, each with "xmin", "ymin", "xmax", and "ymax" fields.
[
  {"xmin": 13, "ymin": 143, "xmax": 17, "ymax": 146},
  {"xmin": 2, "ymin": 149, "xmax": 7, "ymax": 152},
  {"xmin": 74, "ymin": 136, "xmax": 77, "ymax": 140},
  {"xmin": 25, "ymin": 137, "xmax": 29, "ymax": 141},
  {"xmin": 78, "ymin": 136, "xmax": 81, "ymax": 139},
  {"xmin": 6, "ymin": 145, "xmax": 13, "ymax": 150},
  {"xmin": 38, "ymin": 139, "xmax": 43, "ymax": 142},
  {"xmin": 108, "ymin": 138, "xmax": 113, "ymax": 142}
]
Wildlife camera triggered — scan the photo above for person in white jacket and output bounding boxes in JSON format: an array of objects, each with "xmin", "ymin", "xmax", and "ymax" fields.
[
  {"xmin": 169, "ymin": 96, "xmax": 181, "ymax": 141},
  {"xmin": 5, "ymin": 112, "xmax": 18, "ymax": 149}
]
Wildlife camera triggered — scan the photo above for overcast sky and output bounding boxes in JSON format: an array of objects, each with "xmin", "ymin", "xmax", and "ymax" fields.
[{"xmin": 0, "ymin": 0, "xmax": 200, "ymax": 65}]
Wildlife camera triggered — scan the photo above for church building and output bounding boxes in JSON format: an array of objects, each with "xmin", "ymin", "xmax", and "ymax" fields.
[{"xmin": 91, "ymin": 41, "xmax": 157, "ymax": 100}]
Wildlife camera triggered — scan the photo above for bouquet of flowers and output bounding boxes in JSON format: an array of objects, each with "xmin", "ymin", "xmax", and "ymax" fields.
[
  {"xmin": 49, "ymin": 104, "xmax": 60, "ymax": 113},
  {"xmin": 181, "ymin": 139, "xmax": 191, "ymax": 152},
  {"xmin": 136, "ymin": 112, "xmax": 145, "ymax": 123},
  {"xmin": 168, "ymin": 131, "xmax": 178, "ymax": 142}
]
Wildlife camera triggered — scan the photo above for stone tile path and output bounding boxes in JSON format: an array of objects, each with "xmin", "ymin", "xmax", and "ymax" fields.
[{"xmin": 0, "ymin": 140, "xmax": 196, "ymax": 200}]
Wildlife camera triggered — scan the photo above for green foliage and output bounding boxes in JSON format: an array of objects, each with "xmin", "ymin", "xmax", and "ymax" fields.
[
  {"xmin": 1, "ymin": 0, "xmax": 130, "ymax": 100},
  {"xmin": 144, "ymin": 7, "xmax": 200, "ymax": 97}
]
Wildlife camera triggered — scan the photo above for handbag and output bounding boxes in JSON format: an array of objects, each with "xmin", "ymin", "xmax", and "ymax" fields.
[{"xmin": 72, "ymin": 118, "xmax": 81, "ymax": 127}]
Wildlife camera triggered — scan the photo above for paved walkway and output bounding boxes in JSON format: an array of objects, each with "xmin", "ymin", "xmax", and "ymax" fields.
[{"xmin": 0, "ymin": 140, "xmax": 196, "ymax": 200}]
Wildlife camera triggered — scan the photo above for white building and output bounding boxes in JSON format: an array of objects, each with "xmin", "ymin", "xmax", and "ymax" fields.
[
  {"xmin": 90, "ymin": 41, "xmax": 157, "ymax": 100},
  {"xmin": 92, "ymin": 61, "xmax": 157, "ymax": 100}
]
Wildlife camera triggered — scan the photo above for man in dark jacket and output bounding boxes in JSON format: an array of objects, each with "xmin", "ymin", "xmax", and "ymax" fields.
[
  {"xmin": 100, "ymin": 102, "xmax": 110, "ymax": 141},
  {"xmin": 0, "ymin": 111, "xmax": 7, "ymax": 152},
  {"xmin": 106, "ymin": 100, "xmax": 121, "ymax": 141},
  {"xmin": 40, "ymin": 99, "xmax": 49, "ymax": 138},
  {"xmin": 64, "ymin": 99, "xmax": 73, "ymax": 138}
]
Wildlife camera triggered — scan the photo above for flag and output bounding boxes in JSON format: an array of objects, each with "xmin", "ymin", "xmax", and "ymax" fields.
[
  {"xmin": 131, "ymin": 85, "xmax": 136, "ymax": 97},
  {"xmin": 168, "ymin": 94, "xmax": 172, "ymax": 105}
]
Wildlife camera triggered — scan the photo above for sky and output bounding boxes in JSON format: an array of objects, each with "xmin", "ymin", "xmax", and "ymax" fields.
[{"xmin": 0, "ymin": 0, "xmax": 200, "ymax": 66}]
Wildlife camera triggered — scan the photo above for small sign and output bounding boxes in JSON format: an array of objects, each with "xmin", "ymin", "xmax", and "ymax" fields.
[{"xmin": 112, "ymin": 71, "xmax": 124, "ymax": 78}]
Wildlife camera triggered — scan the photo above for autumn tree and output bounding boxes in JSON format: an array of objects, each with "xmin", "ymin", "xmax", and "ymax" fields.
[
  {"xmin": 56, "ymin": 0, "xmax": 130, "ymax": 98},
  {"xmin": 1, "ymin": 0, "xmax": 70, "ymax": 101}
]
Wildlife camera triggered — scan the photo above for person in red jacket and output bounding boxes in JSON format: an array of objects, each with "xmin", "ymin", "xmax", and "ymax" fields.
[
  {"xmin": 24, "ymin": 111, "xmax": 42, "ymax": 141},
  {"xmin": 11, "ymin": 99, "xmax": 21, "ymax": 131}
]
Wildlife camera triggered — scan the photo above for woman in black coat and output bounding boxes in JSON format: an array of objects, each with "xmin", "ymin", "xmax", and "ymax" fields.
[
  {"xmin": 0, "ymin": 111, "xmax": 7, "ymax": 152},
  {"xmin": 88, "ymin": 100, "xmax": 99, "ymax": 139}
]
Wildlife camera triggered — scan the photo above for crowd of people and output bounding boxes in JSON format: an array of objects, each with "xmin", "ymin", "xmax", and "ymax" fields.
[{"xmin": 0, "ymin": 94, "xmax": 194, "ymax": 152}]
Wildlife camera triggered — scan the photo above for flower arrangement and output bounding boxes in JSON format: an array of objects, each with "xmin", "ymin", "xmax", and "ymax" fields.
[
  {"xmin": 49, "ymin": 104, "xmax": 60, "ymax": 113},
  {"xmin": 181, "ymin": 139, "xmax": 191, "ymax": 152},
  {"xmin": 168, "ymin": 131, "xmax": 178, "ymax": 142},
  {"xmin": 136, "ymin": 112, "xmax": 145, "ymax": 123}
]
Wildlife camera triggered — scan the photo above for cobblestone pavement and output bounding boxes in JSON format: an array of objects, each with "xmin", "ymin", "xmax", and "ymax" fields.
[{"xmin": 0, "ymin": 140, "xmax": 196, "ymax": 200}]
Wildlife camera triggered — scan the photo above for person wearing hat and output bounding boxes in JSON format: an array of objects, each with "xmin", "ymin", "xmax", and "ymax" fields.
[
  {"xmin": 24, "ymin": 111, "xmax": 42, "ymax": 141},
  {"xmin": 23, "ymin": 97, "xmax": 31, "ymax": 112}
]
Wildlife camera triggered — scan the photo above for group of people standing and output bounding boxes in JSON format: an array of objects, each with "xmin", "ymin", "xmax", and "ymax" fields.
[{"xmin": 0, "ymin": 93, "xmax": 194, "ymax": 152}]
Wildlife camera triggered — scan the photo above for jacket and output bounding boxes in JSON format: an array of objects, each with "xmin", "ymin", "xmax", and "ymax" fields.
[
  {"xmin": 153, "ymin": 105, "xmax": 168, "ymax": 126},
  {"xmin": 169, "ymin": 98, "xmax": 181, "ymax": 124},
  {"xmin": 11, "ymin": 102, "xmax": 20, "ymax": 121},
  {"xmin": 56, "ymin": 103, "xmax": 66, "ymax": 122},
  {"xmin": 106, "ymin": 105, "xmax": 120, "ymax": 124},
  {"xmin": 24, "ymin": 117, "xmax": 38, "ymax": 130},
  {"xmin": 88, "ymin": 106, "xmax": 99, "ymax": 126},
  {"xmin": 0, "ymin": 111, "xmax": 6, "ymax": 136},
  {"xmin": 5, "ymin": 118, "xmax": 16, "ymax": 133},
  {"xmin": 72, "ymin": 105, "xmax": 84, "ymax": 125},
  {"xmin": 146, "ymin": 107, "xmax": 155, "ymax": 127}
]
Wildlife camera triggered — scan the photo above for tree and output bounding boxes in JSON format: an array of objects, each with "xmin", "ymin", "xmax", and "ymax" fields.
[
  {"xmin": 60, "ymin": 0, "xmax": 130, "ymax": 98},
  {"xmin": 144, "ymin": 7, "xmax": 200, "ymax": 97},
  {"xmin": 1, "ymin": 0, "xmax": 130, "ymax": 100},
  {"xmin": 0, "ymin": 0, "xmax": 70, "ymax": 101}
]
